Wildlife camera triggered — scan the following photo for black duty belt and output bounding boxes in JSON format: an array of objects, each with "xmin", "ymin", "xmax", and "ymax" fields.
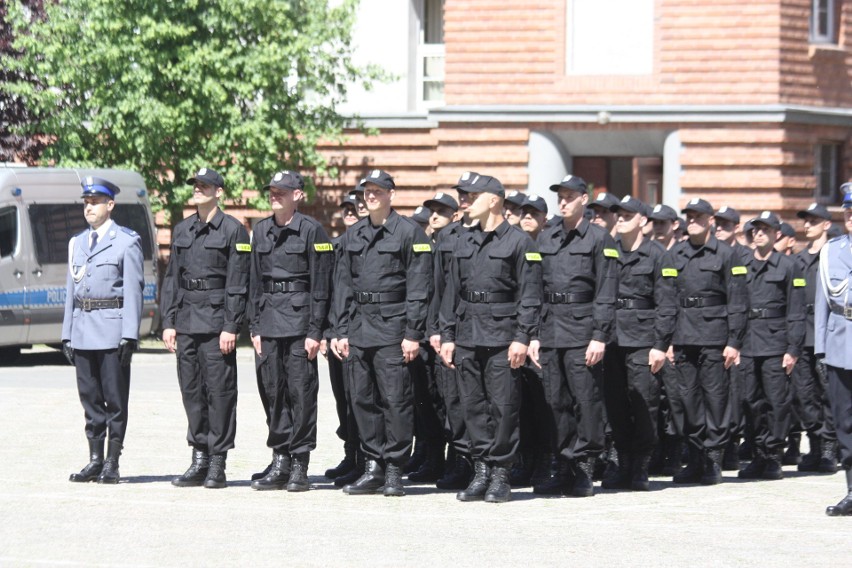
[
  {"xmin": 75, "ymin": 297, "xmax": 123, "ymax": 311},
  {"xmin": 829, "ymin": 303, "xmax": 852, "ymax": 320},
  {"xmin": 461, "ymin": 290, "xmax": 515, "ymax": 303},
  {"xmin": 544, "ymin": 291, "xmax": 593, "ymax": 304},
  {"xmin": 355, "ymin": 291, "xmax": 406, "ymax": 304},
  {"xmin": 263, "ymin": 280, "xmax": 309, "ymax": 293},
  {"xmin": 180, "ymin": 276, "xmax": 225, "ymax": 291},
  {"xmin": 616, "ymin": 298, "xmax": 654, "ymax": 310},
  {"xmin": 679, "ymin": 295, "xmax": 725, "ymax": 308},
  {"xmin": 806, "ymin": 304, "xmax": 815, "ymax": 315},
  {"xmin": 748, "ymin": 307, "xmax": 786, "ymax": 319}
]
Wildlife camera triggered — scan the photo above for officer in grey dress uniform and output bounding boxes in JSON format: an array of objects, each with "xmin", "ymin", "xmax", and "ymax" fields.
[
  {"xmin": 62, "ymin": 176, "xmax": 144, "ymax": 484},
  {"xmin": 816, "ymin": 184, "xmax": 852, "ymax": 516}
]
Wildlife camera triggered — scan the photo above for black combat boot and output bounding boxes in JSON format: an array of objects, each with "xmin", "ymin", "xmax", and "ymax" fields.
[
  {"xmin": 343, "ymin": 459, "xmax": 385, "ymax": 495},
  {"xmin": 334, "ymin": 450, "xmax": 365, "ymax": 488},
  {"xmin": 287, "ymin": 453, "xmax": 310, "ymax": 492},
  {"xmin": 251, "ymin": 452, "xmax": 274, "ymax": 481},
  {"xmin": 97, "ymin": 441, "xmax": 121, "ymax": 484},
  {"xmin": 324, "ymin": 446, "xmax": 356, "ymax": 479},
  {"xmin": 571, "ymin": 457, "xmax": 595, "ymax": 497},
  {"xmin": 601, "ymin": 451, "xmax": 632, "ymax": 490},
  {"xmin": 203, "ymin": 453, "xmax": 227, "ymax": 488},
  {"xmin": 384, "ymin": 462, "xmax": 405, "ymax": 497},
  {"xmin": 484, "ymin": 465, "xmax": 511, "ymax": 503},
  {"xmin": 69, "ymin": 439, "xmax": 104, "ymax": 483},
  {"xmin": 403, "ymin": 438, "xmax": 427, "ymax": 474},
  {"xmin": 251, "ymin": 452, "xmax": 290, "ymax": 490},
  {"xmin": 457, "ymin": 460, "xmax": 490, "ymax": 501},
  {"xmin": 783, "ymin": 432, "xmax": 802, "ymax": 466},
  {"xmin": 509, "ymin": 450, "xmax": 534, "ymax": 487},
  {"xmin": 529, "ymin": 451, "xmax": 553, "ymax": 487},
  {"xmin": 701, "ymin": 448, "xmax": 724, "ymax": 485},
  {"xmin": 532, "ymin": 455, "xmax": 573, "ymax": 496},
  {"xmin": 722, "ymin": 439, "xmax": 740, "ymax": 471},
  {"xmin": 826, "ymin": 469, "xmax": 852, "ymax": 517},
  {"xmin": 172, "ymin": 448, "xmax": 210, "ymax": 487},
  {"xmin": 738, "ymin": 449, "xmax": 767, "ymax": 479},
  {"xmin": 818, "ymin": 439, "xmax": 839, "ymax": 474},
  {"xmin": 436, "ymin": 452, "xmax": 473, "ymax": 490},
  {"xmin": 673, "ymin": 446, "xmax": 704, "ymax": 484},
  {"xmin": 661, "ymin": 436, "xmax": 683, "ymax": 477},
  {"xmin": 761, "ymin": 449, "xmax": 784, "ymax": 480},
  {"xmin": 798, "ymin": 433, "xmax": 821, "ymax": 472},
  {"xmin": 631, "ymin": 454, "xmax": 652, "ymax": 492},
  {"xmin": 408, "ymin": 442, "xmax": 445, "ymax": 483}
]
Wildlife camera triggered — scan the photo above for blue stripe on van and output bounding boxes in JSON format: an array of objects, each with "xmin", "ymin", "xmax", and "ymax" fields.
[{"xmin": 0, "ymin": 284, "xmax": 157, "ymax": 309}]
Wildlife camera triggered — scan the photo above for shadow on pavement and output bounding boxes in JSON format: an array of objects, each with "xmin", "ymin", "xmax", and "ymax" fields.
[
  {"xmin": 122, "ymin": 475, "xmax": 180, "ymax": 484},
  {"xmin": 2, "ymin": 350, "xmax": 69, "ymax": 368}
]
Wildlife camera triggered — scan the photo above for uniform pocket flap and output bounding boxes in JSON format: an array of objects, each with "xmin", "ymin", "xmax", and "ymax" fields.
[
  {"xmin": 203, "ymin": 236, "xmax": 228, "ymax": 249},
  {"xmin": 284, "ymin": 240, "xmax": 307, "ymax": 254},
  {"xmin": 376, "ymin": 241, "xmax": 399, "ymax": 253},
  {"xmin": 95, "ymin": 257, "xmax": 118, "ymax": 266},
  {"xmin": 699, "ymin": 260, "xmax": 722, "ymax": 272},
  {"xmin": 488, "ymin": 249, "xmax": 513, "ymax": 259},
  {"xmin": 254, "ymin": 241, "xmax": 273, "ymax": 254}
]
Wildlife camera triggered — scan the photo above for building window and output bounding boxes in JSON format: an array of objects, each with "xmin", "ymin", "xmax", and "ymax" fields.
[
  {"xmin": 0, "ymin": 206, "xmax": 18, "ymax": 258},
  {"xmin": 814, "ymin": 142, "xmax": 843, "ymax": 204},
  {"xmin": 567, "ymin": 0, "xmax": 654, "ymax": 75},
  {"xmin": 418, "ymin": 0, "xmax": 444, "ymax": 107},
  {"xmin": 810, "ymin": 0, "xmax": 837, "ymax": 44}
]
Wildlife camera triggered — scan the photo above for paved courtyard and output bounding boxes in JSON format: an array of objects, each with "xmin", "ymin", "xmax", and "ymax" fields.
[{"xmin": 0, "ymin": 346, "xmax": 848, "ymax": 567}]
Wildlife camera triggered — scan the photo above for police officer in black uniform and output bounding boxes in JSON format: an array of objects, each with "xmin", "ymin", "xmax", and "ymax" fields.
[
  {"xmin": 330, "ymin": 169, "xmax": 433, "ymax": 497},
  {"xmin": 738, "ymin": 211, "xmax": 805, "ymax": 481},
  {"xmin": 247, "ymin": 171, "xmax": 333, "ymax": 491},
  {"xmin": 601, "ymin": 196, "xmax": 674, "ymax": 491},
  {"xmin": 439, "ymin": 174, "xmax": 541, "ymax": 503},
  {"xmin": 533, "ymin": 175, "xmax": 618, "ymax": 498},
  {"xmin": 161, "ymin": 167, "xmax": 251, "ymax": 489},
  {"xmin": 793, "ymin": 202, "xmax": 838, "ymax": 473},
  {"xmin": 660, "ymin": 198, "xmax": 748, "ymax": 485}
]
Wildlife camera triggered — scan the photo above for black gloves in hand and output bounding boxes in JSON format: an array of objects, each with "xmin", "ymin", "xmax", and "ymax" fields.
[
  {"xmin": 118, "ymin": 339, "xmax": 137, "ymax": 367},
  {"xmin": 62, "ymin": 340, "xmax": 75, "ymax": 366}
]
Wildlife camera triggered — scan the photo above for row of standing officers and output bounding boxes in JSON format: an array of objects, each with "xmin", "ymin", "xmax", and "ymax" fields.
[{"xmin": 61, "ymin": 168, "xmax": 852, "ymax": 514}]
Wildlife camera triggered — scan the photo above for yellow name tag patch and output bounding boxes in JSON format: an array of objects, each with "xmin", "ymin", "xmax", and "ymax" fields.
[
  {"xmin": 235, "ymin": 243, "xmax": 252, "ymax": 252},
  {"xmin": 603, "ymin": 248, "xmax": 619, "ymax": 259},
  {"xmin": 314, "ymin": 243, "xmax": 333, "ymax": 252},
  {"xmin": 525, "ymin": 252, "xmax": 542, "ymax": 262},
  {"xmin": 731, "ymin": 266, "xmax": 747, "ymax": 275},
  {"xmin": 661, "ymin": 268, "xmax": 678, "ymax": 278},
  {"xmin": 412, "ymin": 244, "xmax": 432, "ymax": 253},
  {"xmin": 793, "ymin": 278, "xmax": 806, "ymax": 287}
]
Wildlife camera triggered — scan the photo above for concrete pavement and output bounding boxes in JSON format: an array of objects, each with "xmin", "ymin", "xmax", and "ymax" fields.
[{"xmin": 0, "ymin": 346, "xmax": 849, "ymax": 567}]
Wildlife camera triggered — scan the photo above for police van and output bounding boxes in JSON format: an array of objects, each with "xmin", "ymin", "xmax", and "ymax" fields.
[{"xmin": 0, "ymin": 167, "xmax": 159, "ymax": 362}]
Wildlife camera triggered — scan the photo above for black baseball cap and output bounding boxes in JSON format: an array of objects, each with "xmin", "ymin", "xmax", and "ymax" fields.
[
  {"xmin": 779, "ymin": 222, "xmax": 795, "ymax": 237},
  {"xmin": 452, "ymin": 171, "xmax": 483, "ymax": 190},
  {"xmin": 750, "ymin": 210, "xmax": 781, "ymax": 230},
  {"xmin": 681, "ymin": 198, "xmax": 714, "ymax": 216},
  {"xmin": 842, "ymin": 183, "xmax": 852, "ymax": 209},
  {"xmin": 504, "ymin": 190, "xmax": 526, "ymax": 208},
  {"xmin": 590, "ymin": 192, "xmax": 620, "ymax": 211},
  {"xmin": 186, "ymin": 167, "xmax": 225, "ymax": 189},
  {"xmin": 358, "ymin": 169, "xmax": 395, "ymax": 190},
  {"xmin": 797, "ymin": 202, "xmax": 831, "ymax": 221},
  {"xmin": 423, "ymin": 192, "xmax": 459, "ymax": 212},
  {"xmin": 549, "ymin": 174, "xmax": 588, "ymax": 194},
  {"xmin": 410, "ymin": 206, "xmax": 431, "ymax": 224},
  {"xmin": 714, "ymin": 206, "xmax": 740, "ymax": 224},
  {"xmin": 611, "ymin": 195, "xmax": 645, "ymax": 215},
  {"xmin": 648, "ymin": 204, "xmax": 678, "ymax": 221},
  {"xmin": 264, "ymin": 170, "xmax": 304, "ymax": 191},
  {"xmin": 521, "ymin": 194, "xmax": 548, "ymax": 214},
  {"xmin": 340, "ymin": 194, "xmax": 360, "ymax": 208},
  {"xmin": 455, "ymin": 174, "xmax": 505, "ymax": 197},
  {"xmin": 80, "ymin": 176, "xmax": 120, "ymax": 199}
]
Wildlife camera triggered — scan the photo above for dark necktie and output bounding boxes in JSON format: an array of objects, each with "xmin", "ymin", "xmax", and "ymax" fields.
[{"xmin": 90, "ymin": 232, "xmax": 98, "ymax": 251}]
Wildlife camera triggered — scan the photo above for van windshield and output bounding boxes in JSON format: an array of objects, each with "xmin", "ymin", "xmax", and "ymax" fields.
[{"xmin": 28, "ymin": 203, "xmax": 154, "ymax": 263}]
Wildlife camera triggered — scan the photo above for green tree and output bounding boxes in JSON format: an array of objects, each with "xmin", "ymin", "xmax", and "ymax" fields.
[{"xmin": 0, "ymin": 0, "xmax": 381, "ymax": 222}]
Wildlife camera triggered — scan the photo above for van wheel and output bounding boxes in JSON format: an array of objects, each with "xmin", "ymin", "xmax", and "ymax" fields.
[{"xmin": 0, "ymin": 346, "xmax": 21, "ymax": 365}]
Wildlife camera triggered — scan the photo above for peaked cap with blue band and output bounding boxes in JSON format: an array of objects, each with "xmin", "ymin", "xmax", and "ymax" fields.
[{"xmin": 81, "ymin": 176, "xmax": 120, "ymax": 199}]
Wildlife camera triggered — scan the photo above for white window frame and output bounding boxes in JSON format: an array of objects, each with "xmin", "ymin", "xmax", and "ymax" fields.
[
  {"xmin": 414, "ymin": 0, "xmax": 445, "ymax": 109},
  {"xmin": 814, "ymin": 142, "xmax": 843, "ymax": 204},
  {"xmin": 810, "ymin": 0, "xmax": 837, "ymax": 44}
]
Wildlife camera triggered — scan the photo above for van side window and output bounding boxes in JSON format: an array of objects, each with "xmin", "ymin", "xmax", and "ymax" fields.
[
  {"xmin": 0, "ymin": 206, "xmax": 17, "ymax": 258},
  {"xmin": 28, "ymin": 203, "xmax": 153, "ymax": 264}
]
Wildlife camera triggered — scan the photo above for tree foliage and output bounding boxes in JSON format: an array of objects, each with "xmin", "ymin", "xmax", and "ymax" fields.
[{"xmin": 0, "ymin": 0, "xmax": 381, "ymax": 221}]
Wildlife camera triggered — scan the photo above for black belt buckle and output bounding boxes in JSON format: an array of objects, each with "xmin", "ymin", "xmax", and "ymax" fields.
[
  {"xmin": 748, "ymin": 308, "xmax": 760, "ymax": 319},
  {"xmin": 357, "ymin": 291, "xmax": 377, "ymax": 303},
  {"xmin": 469, "ymin": 291, "xmax": 483, "ymax": 303},
  {"xmin": 845, "ymin": 306, "xmax": 852, "ymax": 320},
  {"xmin": 547, "ymin": 292, "xmax": 564, "ymax": 304},
  {"xmin": 682, "ymin": 297, "xmax": 699, "ymax": 308}
]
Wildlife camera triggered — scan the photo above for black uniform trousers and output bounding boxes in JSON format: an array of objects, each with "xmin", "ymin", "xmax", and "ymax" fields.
[
  {"xmin": 410, "ymin": 344, "xmax": 446, "ymax": 445},
  {"xmin": 328, "ymin": 352, "xmax": 359, "ymax": 454},
  {"xmin": 792, "ymin": 347, "xmax": 836, "ymax": 441},
  {"xmin": 435, "ymin": 362, "xmax": 470, "ymax": 455},
  {"xmin": 75, "ymin": 349, "xmax": 131, "ymax": 445},
  {"xmin": 176, "ymin": 333, "xmax": 237, "ymax": 455},
  {"xmin": 518, "ymin": 362, "xmax": 552, "ymax": 455},
  {"xmin": 346, "ymin": 344, "xmax": 414, "ymax": 465},
  {"xmin": 255, "ymin": 337, "xmax": 319, "ymax": 456},
  {"xmin": 454, "ymin": 345, "xmax": 522, "ymax": 466},
  {"xmin": 603, "ymin": 345, "xmax": 660, "ymax": 457},
  {"xmin": 826, "ymin": 366, "xmax": 852, "ymax": 469},
  {"xmin": 540, "ymin": 346, "xmax": 605, "ymax": 460},
  {"xmin": 674, "ymin": 345, "xmax": 731, "ymax": 451},
  {"xmin": 728, "ymin": 361, "xmax": 747, "ymax": 437},
  {"xmin": 658, "ymin": 359, "xmax": 686, "ymax": 438},
  {"xmin": 741, "ymin": 355, "xmax": 793, "ymax": 453}
]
